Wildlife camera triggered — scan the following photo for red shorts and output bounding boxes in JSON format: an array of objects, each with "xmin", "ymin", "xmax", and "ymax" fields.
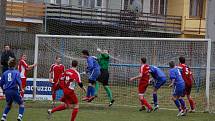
[
  {"xmin": 184, "ymin": 84, "xmax": 192, "ymax": 95},
  {"xmin": 138, "ymin": 83, "xmax": 148, "ymax": 94},
  {"xmin": 21, "ymin": 78, "xmax": 27, "ymax": 89},
  {"xmin": 60, "ymin": 92, "xmax": 78, "ymax": 104}
]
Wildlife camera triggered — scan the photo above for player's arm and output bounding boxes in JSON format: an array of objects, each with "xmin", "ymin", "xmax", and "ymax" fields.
[
  {"xmin": 76, "ymin": 72, "xmax": 86, "ymax": 93},
  {"xmin": 169, "ymin": 79, "xmax": 175, "ymax": 87},
  {"xmin": 22, "ymin": 60, "xmax": 36, "ymax": 71},
  {"xmin": 27, "ymin": 63, "xmax": 37, "ymax": 71},
  {"xmin": 49, "ymin": 65, "xmax": 54, "ymax": 83},
  {"xmin": 0, "ymin": 75, "xmax": 5, "ymax": 92},
  {"xmin": 169, "ymin": 70, "xmax": 176, "ymax": 87},
  {"xmin": 129, "ymin": 73, "xmax": 142, "ymax": 82}
]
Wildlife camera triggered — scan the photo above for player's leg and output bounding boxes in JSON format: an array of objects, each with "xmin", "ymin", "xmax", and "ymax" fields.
[
  {"xmin": 51, "ymin": 83, "xmax": 58, "ymax": 104},
  {"xmin": 152, "ymin": 88, "xmax": 158, "ymax": 110},
  {"xmin": 15, "ymin": 93, "xmax": 25, "ymax": 121},
  {"xmin": 153, "ymin": 78, "xmax": 166, "ymax": 111},
  {"xmin": 185, "ymin": 86, "xmax": 196, "ymax": 112},
  {"xmin": 95, "ymin": 71, "xmax": 102, "ymax": 97},
  {"xmin": 172, "ymin": 86, "xmax": 187, "ymax": 116},
  {"xmin": 87, "ymin": 81, "xmax": 96, "ymax": 102},
  {"xmin": 20, "ymin": 78, "xmax": 27, "ymax": 98},
  {"xmin": 139, "ymin": 94, "xmax": 152, "ymax": 112},
  {"xmin": 94, "ymin": 81, "xmax": 99, "ymax": 97},
  {"xmin": 172, "ymin": 96, "xmax": 183, "ymax": 116},
  {"xmin": 1, "ymin": 91, "xmax": 13, "ymax": 121},
  {"xmin": 187, "ymin": 94, "xmax": 195, "ymax": 112},
  {"xmin": 138, "ymin": 84, "xmax": 152, "ymax": 112},
  {"xmin": 70, "ymin": 94, "xmax": 79, "ymax": 121},
  {"xmin": 49, "ymin": 96, "xmax": 68, "ymax": 114},
  {"xmin": 101, "ymin": 69, "xmax": 114, "ymax": 106},
  {"xmin": 85, "ymin": 71, "xmax": 100, "ymax": 102}
]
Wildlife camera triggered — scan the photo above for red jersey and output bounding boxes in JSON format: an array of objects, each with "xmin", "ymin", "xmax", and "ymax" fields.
[
  {"xmin": 59, "ymin": 68, "xmax": 81, "ymax": 94},
  {"xmin": 49, "ymin": 64, "xmax": 65, "ymax": 83},
  {"xmin": 18, "ymin": 59, "xmax": 29, "ymax": 79},
  {"xmin": 178, "ymin": 64, "xmax": 193, "ymax": 86},
  {"xmin": 139, "ymin": 64, "xmax": 150, "ymax": 85}
]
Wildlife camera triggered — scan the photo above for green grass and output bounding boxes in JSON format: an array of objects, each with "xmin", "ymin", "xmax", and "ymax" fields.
[{"xmin": 0, "ymin": 101, "xmax": 215, "ymax": 121}]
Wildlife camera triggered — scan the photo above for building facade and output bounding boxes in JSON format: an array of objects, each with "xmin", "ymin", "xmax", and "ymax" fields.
[{"xmin": 5, "ymin": 0, "xmax": 207, "ymax": 38}]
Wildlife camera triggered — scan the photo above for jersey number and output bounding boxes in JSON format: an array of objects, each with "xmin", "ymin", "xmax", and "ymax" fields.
[
  {"xmin": 177, "ymin": 69, "xmax": 182, "ymax": 76},
  {"xmin": 8, "ymin": 73, "xmax": 12, "ymax": 81}
]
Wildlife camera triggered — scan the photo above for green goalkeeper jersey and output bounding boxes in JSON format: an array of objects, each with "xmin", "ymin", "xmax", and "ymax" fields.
[{"xmin": 97, "ymin": 53, "xmax": 110, "ymax": 70}]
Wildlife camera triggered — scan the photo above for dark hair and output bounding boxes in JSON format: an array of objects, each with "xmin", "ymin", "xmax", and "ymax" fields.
[
  {"xmin": 141, "ymin": 57, "xmax": 147, "ymax": 64},
  {"xmin": 72, "ymin": 60, "xmax": 78, "ymax": 67},
  {"xmin": 169, "ymin": 61, "xmax": 175, "ymax": 68},
  {"xmin": 179, "ymin": 56, "xmax": 185, "ymax": 64},
  {"xmin": 82, "ymin": 50, "xmax": 89, "ymax": 56},
  {"xmin": 55, "ymin": 55, "xmax": 61, "ymax": 60},
  {"xmin": 4, "ymin": 45, "xmax": 10, "ymax": 47},
  {"xmin": 8, "ymin": 58, "xmax": 16, "ymax": 68}
]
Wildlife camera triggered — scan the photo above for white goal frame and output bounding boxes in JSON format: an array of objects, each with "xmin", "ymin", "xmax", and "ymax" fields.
[{"xmin": 34, "ymin": 34, "xmax": 212, "ymax": 111}]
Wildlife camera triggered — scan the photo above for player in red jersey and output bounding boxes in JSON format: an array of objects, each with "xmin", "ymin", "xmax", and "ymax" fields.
[
  {"xmin": 48, "ymin": 60, "xmax": 86, "ymax": 121},
  {"xmin": 18, "ymin": 54, "xmax": 37, "ymax": 98},
  {"xmin": 178, "ymin": 57, "xmax": 196, "ymax": 112},
  {"xmin": 129, "ymin": 57, "xmax": 153, "ymax": 112},
  {"xmin": 49, "ymin": 56, "xmax": 65, "ymax": 104}
]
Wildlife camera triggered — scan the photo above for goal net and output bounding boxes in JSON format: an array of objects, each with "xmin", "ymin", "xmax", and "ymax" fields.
[{"xmin": 33, "ymin": 35, "xmax": 213, "ymax": 112}]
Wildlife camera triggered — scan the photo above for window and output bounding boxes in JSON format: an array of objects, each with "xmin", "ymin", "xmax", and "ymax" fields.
[
  {"xmin": 124, "ymin": 0, "xmax": 129, "ymax": 10},
  {"xmin": 79, "ymin": 0, "xmax": 97, "ymax": 8},
  {"xmin": 43, "ymin": 0, "xmax": 57, "ymax": 4},
  {"xmin": 78, "ymin": 0, "xmax": 82, "ymax": 6},
  {"xmin": 7, "ymin": 0, "xmax": 24, "ymax": 2},
  {"xmin": 96, "ymin": 0, "xmax": 102, "ymax": 7},
  {"xmin": 123, "ymin": 0, "xmax": 143, "ymax": 11},
  {"xmin": 190, "ymin": 0, "xmax": 204, "ymax": 18},
  {"xmin": 150, "ymin": 0, "xmax": 167, "ymax": 15}
]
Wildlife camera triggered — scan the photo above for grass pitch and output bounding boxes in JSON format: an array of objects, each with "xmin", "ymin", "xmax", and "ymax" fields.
[{"xmin": 0, "ymin": 101, "xmax": 214, "ymax": 121}]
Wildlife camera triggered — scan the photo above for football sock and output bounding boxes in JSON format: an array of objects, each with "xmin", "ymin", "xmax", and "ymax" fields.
[{"xmin": 104, "ymin": 86, "xmax": 113, "ymax": 102}]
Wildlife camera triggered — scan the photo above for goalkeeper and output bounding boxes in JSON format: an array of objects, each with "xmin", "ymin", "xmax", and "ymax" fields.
[{"xmin": 95, "ymin": 49, "xmax": 114, "ymax": 106}]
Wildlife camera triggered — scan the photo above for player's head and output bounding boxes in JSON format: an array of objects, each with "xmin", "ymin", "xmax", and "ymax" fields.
[
  {"xmin": 179, "ymin": 56, "xmax": 185, "ymax": 64},
  {"xmin": 82, "ymin": 49, "xmax": 89, "ymax": 58},
  {"xmin": 8, "ymin": 57, "xmax": 16, "ymax": 68},
  {"xmin": 55, "ymin": 56, "xmax": 62, "ymax": 64},
  {"xmin": 141, "ymin": 57, "xmax": 147, "ymax": 64},
  {"xmin": 4, "ymin": 45, "xmax": 10, "ymax": 51},
  {"xmin": 103, "ymin": 49, "xmax": 109, "ymax": 54},
  {"xmin": 21, "ymin": 54, "xmax": 27, "ymax": 60},
  {"xmin": 169, "ymin": 61, "xmax": 175, "ymax": 68},
  {"xmin": 72, "ymin": 60, "xmax": 78, "ymax": 68}
]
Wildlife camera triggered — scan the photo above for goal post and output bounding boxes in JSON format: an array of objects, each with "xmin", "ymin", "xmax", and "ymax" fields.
[{"xmin": 34, "ymin": 34, "xmax": 213, "ymax": 112}]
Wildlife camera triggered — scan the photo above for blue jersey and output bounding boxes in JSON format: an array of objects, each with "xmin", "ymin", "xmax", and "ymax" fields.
[
  {"xmin": 0, "ymin": 68, "xmax": 22, "ymax": 92},
  {"xmin": 169, "ymin": 67, "xmax": 185, "ymax": 86},
  {"xmin": 87, "ymin": 56, "xmax": 100, "ymax": 73},
  {"xmin": 149, "ymin": 65, "xmax": 166, "ymax": 80}
]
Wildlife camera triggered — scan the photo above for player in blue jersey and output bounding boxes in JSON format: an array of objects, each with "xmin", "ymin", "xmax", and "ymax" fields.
[
  {"xmin": 149, "ymin": 65, "xmax": 167, "ymax": 111},
  {"xmin": 81, "ymin": 50, "xmax": 101, "ymax": 102},
  {"xmin": 169, "ymin": 61, "xmax": 187, "ymax": 117},
  {"xmin": 0, "ymin": 58, "xmax": 25, "ymax": 121}
]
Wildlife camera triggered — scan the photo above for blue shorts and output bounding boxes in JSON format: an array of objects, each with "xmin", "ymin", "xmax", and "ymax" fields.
[
  {"xmin": 88, "ymin": 69, "xmax": 100, "ymax": 83},
  {"xmin": 5, "ymin": 90, "xmax": 23, "ymax": 105},
  {"xmin": 154, "ymin": 77, "xmax": 166, "ymax": 89},
  {"xmin": 172, "ymin": 84, "xmax": 185, "ymax": 97}
]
